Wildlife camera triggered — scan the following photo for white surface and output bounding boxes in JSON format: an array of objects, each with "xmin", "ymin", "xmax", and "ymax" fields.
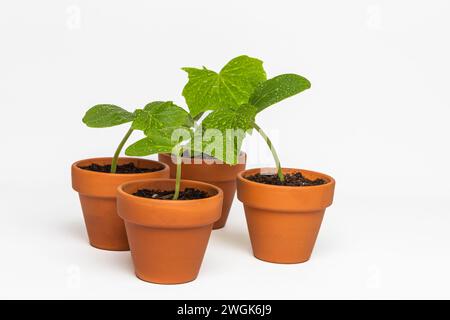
[{"xmin": 1, "ymin": 0, "xmax": 450, "ymax": 299}]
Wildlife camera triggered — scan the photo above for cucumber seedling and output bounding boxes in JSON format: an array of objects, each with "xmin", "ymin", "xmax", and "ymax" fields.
[
  {"xmin": 82, "ymin": 101, "xmax": 193, "ymax": 174},
  {"xmin": 182, "ymin": 55, "xmax": 311, "ymax": 181}
]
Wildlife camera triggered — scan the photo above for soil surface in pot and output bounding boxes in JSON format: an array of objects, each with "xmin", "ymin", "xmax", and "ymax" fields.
[
  {"xmin": 133, "ymin": 188, "xmax": 210, "ymax": 200},
  {"xmin": 245, "ymin": 172, "xmax": 326, "ymax": 186},
  {"xmin": 79, "ymin": 162, "xmax": 163, "ymax": 174}
]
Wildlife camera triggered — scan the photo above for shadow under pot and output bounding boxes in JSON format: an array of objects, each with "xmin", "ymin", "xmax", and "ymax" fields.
[
  {"xmin": 71, "ymin": 157, "xmax": 169, "ymax": 251},
  {"xmin": 158, "ymin": 152, "xmax": 246, "ymax": 229},
  {"xmin": 236, "ymin": 168, "xmax": 335, "ymax": 264},
  {"xmin": 117, "ymin": 179, "xmax": 223, "ymax": 284}
]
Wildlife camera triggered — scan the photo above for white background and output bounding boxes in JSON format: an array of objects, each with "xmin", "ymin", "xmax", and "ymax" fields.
[{"xmin": 1, "ymin": 0, "xmax": 449, "ymax": 299}]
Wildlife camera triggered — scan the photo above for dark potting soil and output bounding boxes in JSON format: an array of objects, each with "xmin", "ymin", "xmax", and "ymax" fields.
[
  {"xmin": 245, "ymin": 172, "xmax": 327, "ymax": 186},
  {"xmin": 79, "ymin": 162, "xmax": 162, "ymax": 174},
  {"xmin": 133, "ymin": 188, "xmax": 210, "ymax": 200}
]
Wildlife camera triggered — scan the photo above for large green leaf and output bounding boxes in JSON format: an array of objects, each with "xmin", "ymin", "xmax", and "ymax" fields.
[
  {"xmin": 82, "ymin": 104, "xmax": 135, "ymax": 128},
  {"xmin": 182, "ymin": 55, "xmax": 267, "ymax": 117},
  {"xmin": 249, "ymin": 74, "xmax": 311, "ymax": 112},
  {"xmin": 200, "ymin": 103, "xmax": 257, "ymax": 164}
]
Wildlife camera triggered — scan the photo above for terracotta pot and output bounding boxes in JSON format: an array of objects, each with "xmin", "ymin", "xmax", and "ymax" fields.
[
  {"xmin": 158, "ymin": 153, "xmax": 245, "ymax": 229},
  {"xmin": 71, "ymin": 157, "xmax": 169, "ymax": 251},
  {"xmin": 236, "ymin": 168, "xmax": 335, "ymax": 264},
  {"xmin": 117, "ymin": 179, "xmax": 223, "ymax": 284}
]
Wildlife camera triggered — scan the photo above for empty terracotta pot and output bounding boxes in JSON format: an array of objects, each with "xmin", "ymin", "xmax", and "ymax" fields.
[
  {"xmin": 158, "ymin": 153, "xmax": 245, "ymax": 229},
  {"xmin": 71, "ymin": 157, "xmax": 169, "ymax": 251},
  {"xmin": 117, "ymin": 179, "xmax": 223, "ymax": 284},
  {"xmin": 236, "ymin": 168, "xmax": 335, "ymax": 264}
]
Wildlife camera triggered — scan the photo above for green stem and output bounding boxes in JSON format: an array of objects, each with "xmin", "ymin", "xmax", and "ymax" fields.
[
  {"xmin": 193, "ymin": 112, "xmax": 204, "ymax": 121},
  {"xmin": 172, "ymin": 150, "xmax": 182, "ymax": 200},
  {"xmin": 253, "ymin": 123, "xmax": 285, "ymax": 182},
  {"xmin": 111, "ymin": 127, "xmax": 134, "ymax": 173}
]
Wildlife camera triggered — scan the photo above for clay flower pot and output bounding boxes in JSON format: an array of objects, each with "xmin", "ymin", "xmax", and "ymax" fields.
[
  {"xmin": 236, "ymin": 168, "xmax": 335, "ymax": 264},
  {"xmin": 158, "ymin": 152, "xmax": 246, "ymax": 229},
  {"xmin": 71, "ymin": 157, "xmax": 169, "ymax": 251},
  {"xmin": 117, "ymin": 179, "xmax": 223, "ymax": 284}
]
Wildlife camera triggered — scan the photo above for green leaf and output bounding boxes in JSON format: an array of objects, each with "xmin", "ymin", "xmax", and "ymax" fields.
[
  {"xmin": 82, "ymin": 104, "xmax": 135, "ymax": 128},
  {"xmin": 200, "ymin": 103, "xmax": 257, "ymax": 164},
  {"xmin": 131, "ymin": 101, "xmax": 193, "ymax": 132},
  {"xmin": 127, "ymin": 101, "xmax": 193, "ymax": 156},
  {"xmin": 249, "ymin": 74, "xmax": 311, "ymax": 112},
  {"xmin": 125, "ymin": 135, "xmax": 176, "ymax": 156},
  {"xmin": 144, "ymin": 101, "xmax": 194, "ymax": 128},
  {"xmin": 182, "ymin": 55, "xmax": 267, "ymax": 117},
  {"xmin": 202, "ymin": 103, "xmax": 256, "ymax": 132}
]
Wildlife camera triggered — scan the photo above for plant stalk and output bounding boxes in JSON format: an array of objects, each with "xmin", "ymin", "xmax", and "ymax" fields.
[
  {"xmin": 253, "ymin": 123, "xmax": 285, "ymax": 182},
  {"xmin": 172, "ymin": 150, "xmax": 182, "ymax": 200},
  {"xmin": 193, "ymin": 112, "xmax": 204, "ymax": 121},
  {"xmin": 111, "ymin": 127, "xmax": 134, "ymax": 173}
]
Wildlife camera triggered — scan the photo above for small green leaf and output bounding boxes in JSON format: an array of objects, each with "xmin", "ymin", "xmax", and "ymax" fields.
[
  {"xmin": 249, "ymin": 74, "xmax": 311, "ymax": 112},
  {"xmin": 144, "ymin": 101, "xmax": 194, "ymax": 128},
  {"xmin": 128, "ymin": 101, "xmax": 193, "ymax": 156},
  {"xmin": 131, "ymin": 109, "xmax": 152, "ymax": 131},
  {"xmin": 182, "ymin": 55, "xmax": 267, "ymax": 117},
  {"xmin": 201, "ymin": 103, "xmax": 257, "ymax": 164},
  {"xmin": 131, "ymin": 101, "xmax": 193, "ymax": 132},
  {"xmin": 125, "ymin": 135, "xmax": 176, "ymax": 156},
  {"xmin": 82, "ymin": 104, "xmax": 135, "ymax": 128}
]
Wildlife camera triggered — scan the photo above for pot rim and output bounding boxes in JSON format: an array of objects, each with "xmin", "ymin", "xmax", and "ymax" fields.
[
  {"xmin": 72, "ymin": 157, "xmax": 169, "ymax": 178},
  {"xmin": 237, "ymin": 167, "xmax": 335, "ymax": 190},
  {"xmin": 117, "ymin": 178, "xmax": 224, "ymax": 204}
]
